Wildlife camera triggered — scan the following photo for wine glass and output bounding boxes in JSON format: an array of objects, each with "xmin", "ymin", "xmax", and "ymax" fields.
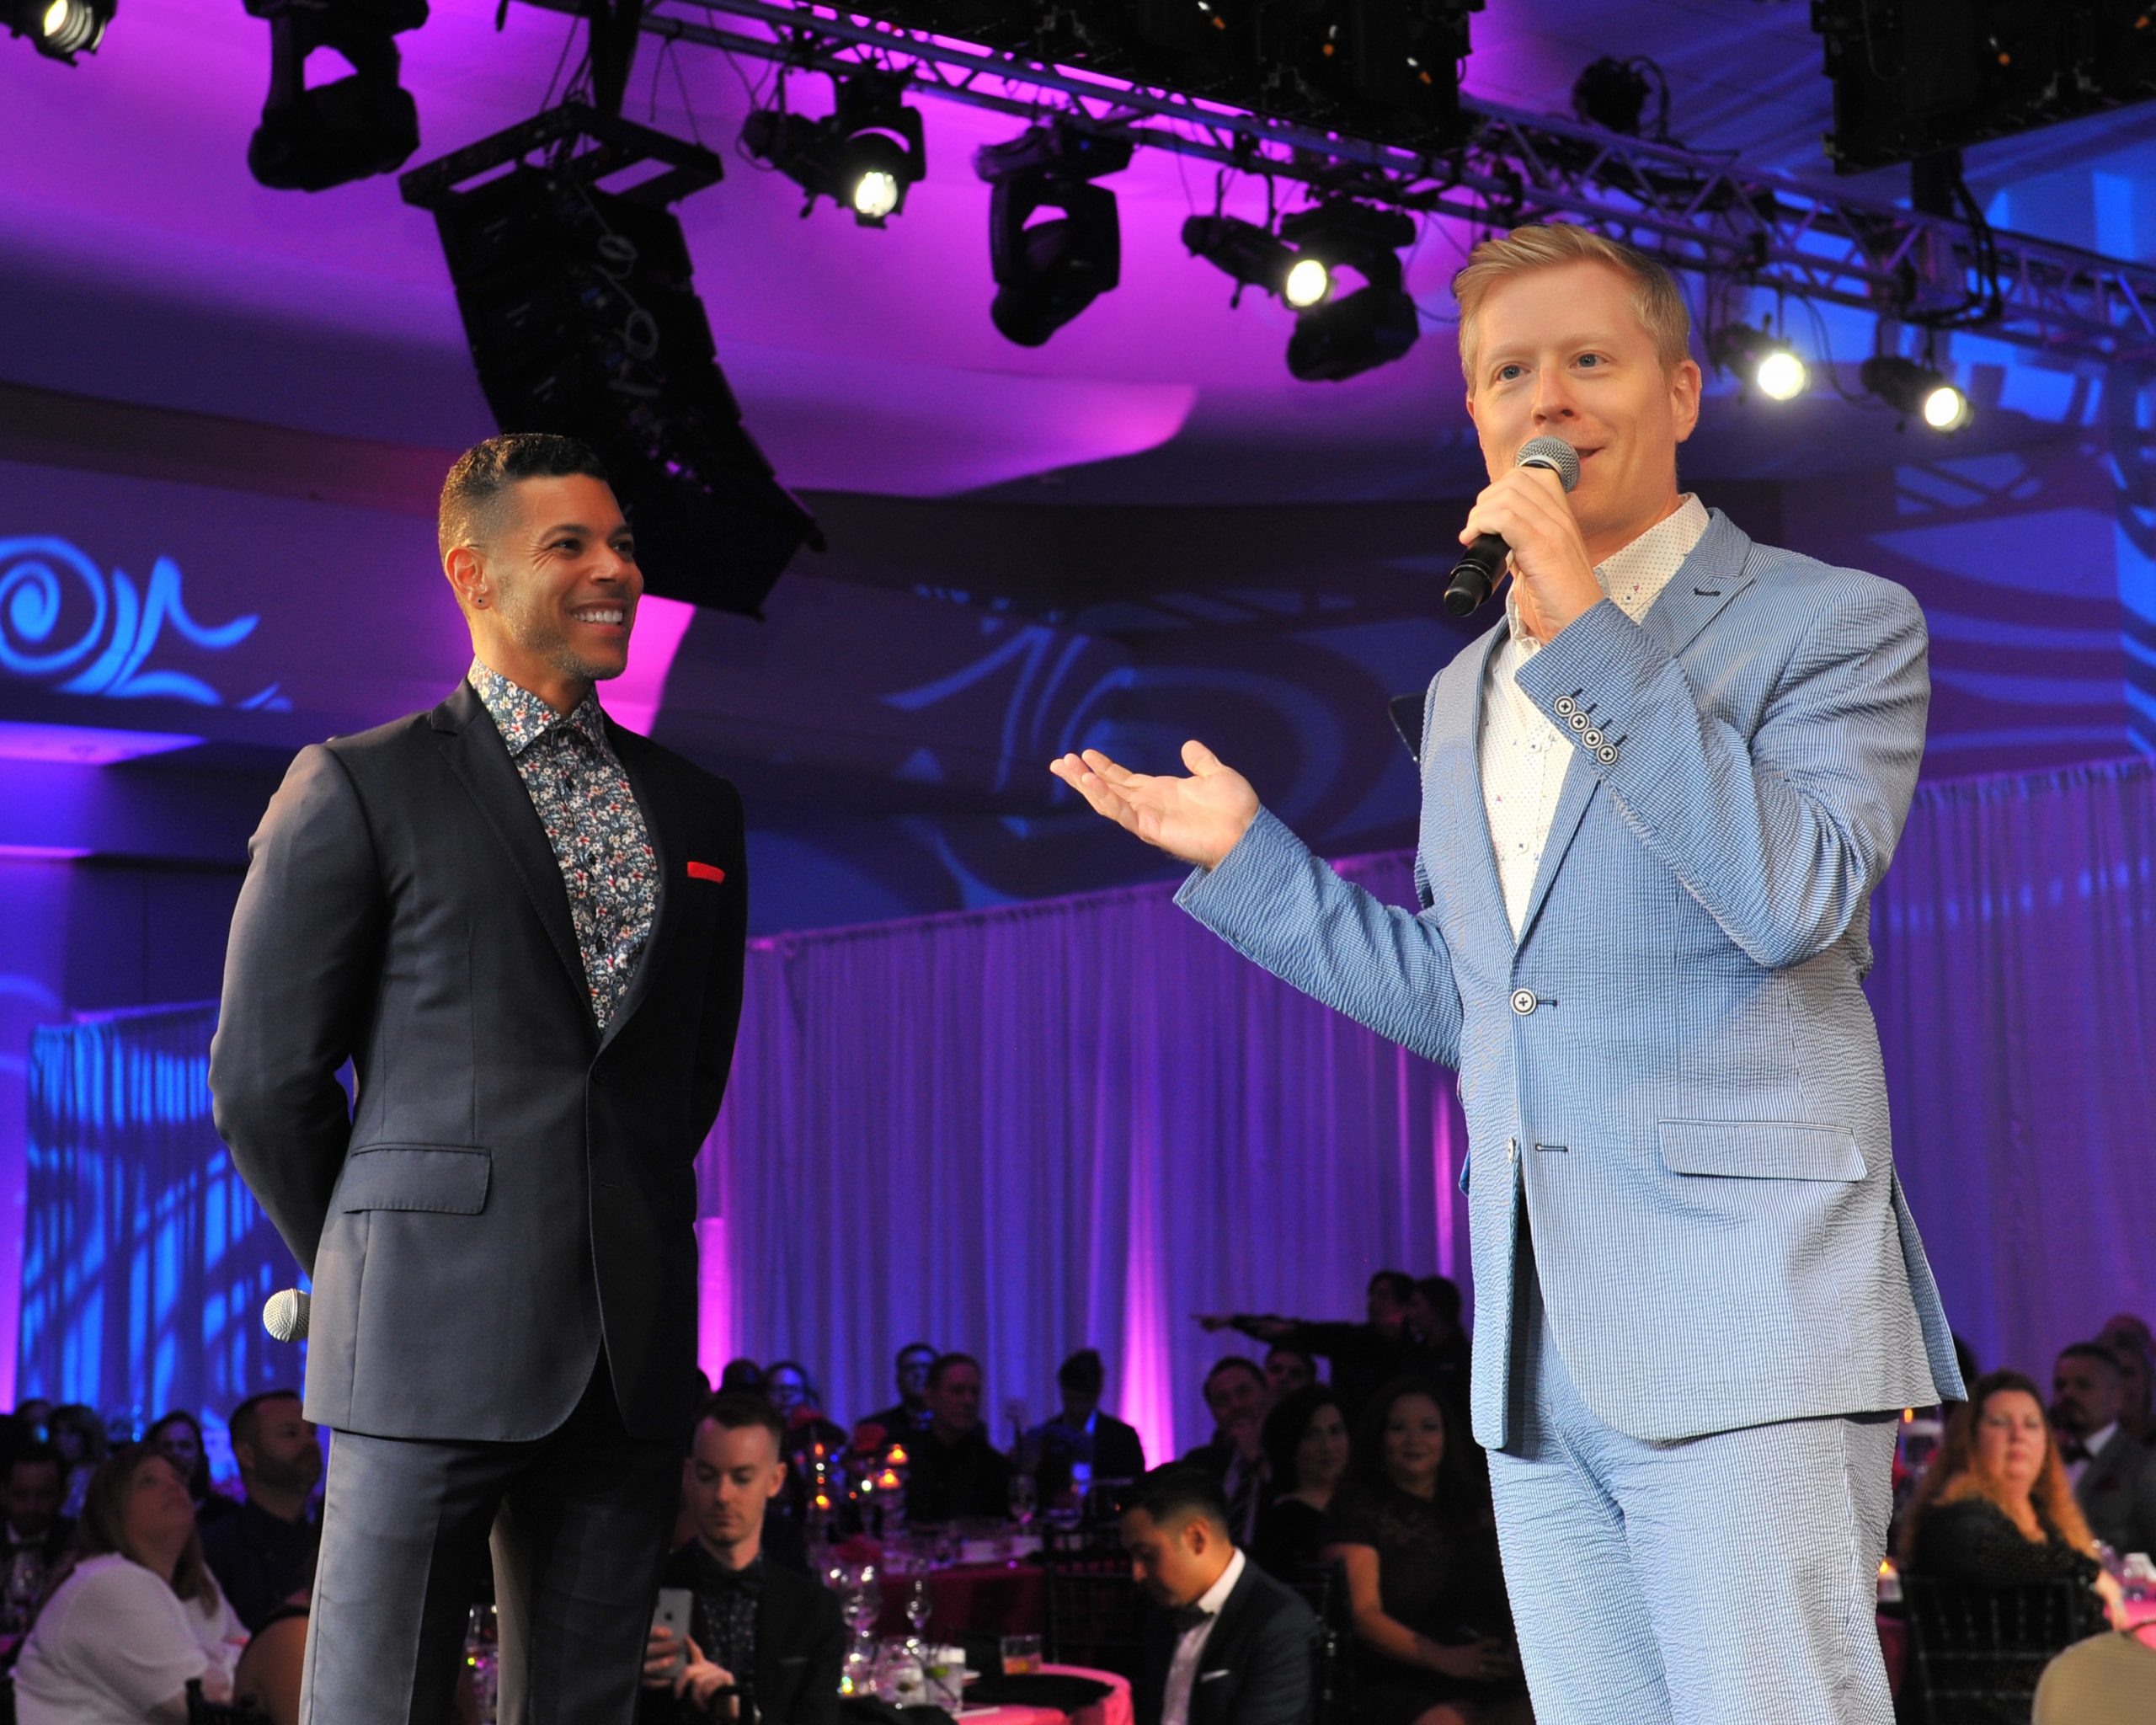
[
  {"xmin": 905, "ymin": 1572, "xmax": 934, "ymax": 1646},
  {"xmin": 1009, "ymin": 1472, "xmax": 1038, "ymax": 1530}
]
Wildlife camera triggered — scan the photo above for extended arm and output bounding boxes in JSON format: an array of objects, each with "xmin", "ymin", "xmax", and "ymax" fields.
[
  {"xmin": 1513, "ymin": 579, "xmax": 1928, "ymax": 969},
  {"xmin": 1324, "ymin": 1544, "xmax": 1513, "ymax": 1682},
  {"xmin": 209, "ymin": 744, "xmax": 385, "ymax": 1277}
]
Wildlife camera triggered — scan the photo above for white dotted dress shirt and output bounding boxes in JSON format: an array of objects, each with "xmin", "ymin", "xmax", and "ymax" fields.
[
  {"xmin": 1479, "ymin": 494, "xmax": 1710, "ymax": 937},
  {"xmin": 1161, "ymin": 1546, "xmax": 1246, "ymax": 1725}
]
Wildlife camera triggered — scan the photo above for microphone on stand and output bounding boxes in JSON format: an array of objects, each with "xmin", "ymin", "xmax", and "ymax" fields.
[
  {"xmin": 264, "ymin": 1288, "xmax": 311, "ymax": 1343},
  {"xmin": 1444, "ymin": 435, "xmax": 1582, "ymax": 617}
]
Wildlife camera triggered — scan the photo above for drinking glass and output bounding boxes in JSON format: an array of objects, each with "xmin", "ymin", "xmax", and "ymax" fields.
[
  {"xmin": 905, "ymin": 1573, "xmax": 934, "ymax": 1643},
  {"xmin": 1008, "ymin": 1472, "xmax": 1038, "ymax": 1530}
]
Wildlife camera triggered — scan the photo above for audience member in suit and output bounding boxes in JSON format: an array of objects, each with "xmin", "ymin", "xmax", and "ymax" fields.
[
  {"xmin": 1123, "ymin": 1463, "xmax": 1315, "ymax": 1725},
  {"xmin": 1182, "ymin": 1359, "xmax": 1273, "ymax": 1548},
  {"xmin": 2098, "ymin": 1314, "xmax": 2154, "ymax": 1445},
  {"xmin": 0, "ymin": 1444, "xmax": 74, "ymax": 1615},
  {"xmin": 642, "ymin": 1393, "xmax": 845, "ymax": 1725},
  {"xmin": 1322, "ymin": 1379, "xmax": 1528, "ymax": 1725},
  {"xmin": 1262, "ymin": 1346, "xmax": 1316, "ymax": 1401},
  {"xmin": 1019, "ymin": 1348, "xmax": 1149, "ymax": 1505},
  {"xmin": 904, "ymin": 1354, "xmax": 1011, "ymax": 1525},
  {"xmin": 200, "ymin": 1391, "xmax": 324, "ymax": 1633},
  {"xmin": 1406, "ymin": 1279, "xmax": 1471, "ymax": 1398},
  {"xmin": 1200, "ymin": 1274, "xmax": 1418, "ymax": 1424},
  {"xmin": 860, "ymin": 1344, "xmax": 939, "ymax": 1449},
  {"xmin": 2053, "ymin": 1343, "xmax": 2156, "ymax": 1556},
  {"xmin": 1251, "ymin": 1387, "xmax": 1349, "ymax": 1601},
  {"xmin": 147, "ymin": 1409, "xmax": 239, "ymax": 1532}
]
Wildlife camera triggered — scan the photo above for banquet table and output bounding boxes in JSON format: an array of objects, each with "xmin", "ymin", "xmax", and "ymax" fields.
[
  {"xmin": 959, "ymin": 1664, "xmax": 1133, "ymax": 1725},
  {"xmin": 1876, "ymin": 1589, "xmax": 2156, "ymax": 1695},
  {"xmin": 872, "ymin": 1559, "xmax": 1046, "ymax": 1638}
]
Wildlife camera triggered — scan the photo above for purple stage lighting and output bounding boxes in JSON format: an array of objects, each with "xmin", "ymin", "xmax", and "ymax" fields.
[{"xmin": 0, "ymin": 720, "xmax": 203, "ymax": 766}]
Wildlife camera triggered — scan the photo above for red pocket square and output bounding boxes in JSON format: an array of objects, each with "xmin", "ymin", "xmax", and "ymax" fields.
[{"xmin": 687, "ymin": 861, "xmax": 727, "ymax": 884}]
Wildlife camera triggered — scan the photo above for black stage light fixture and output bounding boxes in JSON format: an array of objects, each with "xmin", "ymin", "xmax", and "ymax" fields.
[
  {"xmin": 1261, "ymin": 0, "xmax": 1482, "ymax": 148},
  {"xmin": 1860, "ymin": 355, "xmax": 1972, "ymax": 430},
  {"xmin": 1570, "ymin": 55, "xmax": 1665, "ymax": 137},
  {"xmin": 976, "ymin": 125, "xmax": 1134, "ymax": 347},
  {"xmin": 402, "ymin": 103, "xmax": 822, "ymax": 618},
  {"xmin": 1709, "ymin": 323, "xmax": 1808, "ymax": 403},
  {"xmin": 1276, "ymin": 200, "xmax": 1419, "ymax": 382},
  {"xmin": 1815, "ymin": 0, "xmax": 2156, "ymax": 174},
  {"xmin": 244, "ymin": 0, "xmax": 427, "ymax": 192},
  {"xmin": 1182, "ymin": 213, "xmax": 1331, "ymax": 308},
  {"xmin": 742, "ymin": 73, "xmax": 926, "ymax": 227},
  {"xmin": 9, "ymin": 0, "xmax": 114, "ymax": 62}
]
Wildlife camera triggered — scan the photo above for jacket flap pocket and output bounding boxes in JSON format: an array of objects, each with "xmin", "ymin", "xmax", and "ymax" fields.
[
  {"xmin": 1657, "ymin": 1121, "xmax": 1866, "ymax": 1182},
  {"xmin": 338, "ymin": 1146, "xmax": 491, "ymax": 1214}
]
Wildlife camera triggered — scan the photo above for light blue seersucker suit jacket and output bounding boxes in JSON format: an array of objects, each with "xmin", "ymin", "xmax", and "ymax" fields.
[{"xmin": 1177, "ymin": 509, "xmax": 1965, "ymax": 1450}]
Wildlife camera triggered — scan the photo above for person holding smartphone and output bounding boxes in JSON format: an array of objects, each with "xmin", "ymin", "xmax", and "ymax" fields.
[{"xmin": 642, "ymin": 1394, "xmax": 845, "ymax": 1723}]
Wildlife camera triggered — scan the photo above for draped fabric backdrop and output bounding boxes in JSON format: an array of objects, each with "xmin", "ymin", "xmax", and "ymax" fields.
[
  {"xmin": 16, "ymin": 761, "xmax": 2154, "ymax": 1458},
  {"xmin": 18, "ymin": 1003, "xmax": 291, "ymax": 1426}
]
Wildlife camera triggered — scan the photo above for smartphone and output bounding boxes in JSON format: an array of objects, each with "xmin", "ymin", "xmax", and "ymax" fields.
[{"xmin": 650, "ymin": 1587, "xmax": 693, "ymax": 1681}]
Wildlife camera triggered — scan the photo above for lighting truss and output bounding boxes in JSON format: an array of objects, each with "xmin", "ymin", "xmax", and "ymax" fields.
[{"xmin": 517, "ymin": 0, "xmax": 2156, "ymax": 367}]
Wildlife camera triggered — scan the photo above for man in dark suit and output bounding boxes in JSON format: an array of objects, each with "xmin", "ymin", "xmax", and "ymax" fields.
[
  {"xmin": 641, "ymin": 1394, "xmax": 844, "ymax": 1724},
  {"xmin": 904, "ymin": 1354, "xmax": 1011, "ymax": 1525},
  {"xmin": 199, "ymin": 1390, "xmax": 323, "ymax": 1632},
  {"xmin": 210, "ymin": 433, "xmax": 749, "ymax": 1724},
  {"xmin": 2055, "ymin": 1343, "xmax": 2156, "ymax": 1557},
  {"xmin": 1019, "ymin": 1348, "xmax": 1147, "ymax": 1504},
  {"xmin": 1123, "ymin": 1464, "xmax": 1315, "ymax": 1725},
  {"xmin": 1180, "ymin": 1359, "xmax": 1273, "ymax": 1547},
  {"xmin": 860, "ymin": 1343, "xmax": 939, "ymax": 1450},
  {"xmin": 0, "ymin": 1443, "xmax": 74, "ymax": 1606}
]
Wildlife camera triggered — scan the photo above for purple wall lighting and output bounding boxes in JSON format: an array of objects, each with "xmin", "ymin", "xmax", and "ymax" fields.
[{"xmin": 0, "ymin": 720, "xmax": 202, "ymax": 766}]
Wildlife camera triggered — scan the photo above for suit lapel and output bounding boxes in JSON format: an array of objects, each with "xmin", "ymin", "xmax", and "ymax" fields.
[
  {"xmin": 600, "ymin": 718, "xmax": 683, "ymax": 1052},
  {"xmin": 431, "ymin": 681, "xmax": 595, "ymax": 1036},
  {"xmin": 1512, "ymin": 510, "xmax": 1757, "ymax": 950}
]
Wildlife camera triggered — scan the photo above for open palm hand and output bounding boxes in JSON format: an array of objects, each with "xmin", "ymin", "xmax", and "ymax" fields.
[{"xmin": 1049, "ymin": 740, "xmax": 1259, "ymax": 870}]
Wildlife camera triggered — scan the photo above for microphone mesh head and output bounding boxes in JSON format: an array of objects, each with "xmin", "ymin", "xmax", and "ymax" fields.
[
  {"xmin": 1517, "ymin": 435, "xmax": 1581, "ymax": 493},
  {"xmin": 263, "ymin": 1289, "xmax": 309, "ymax": 1343}
]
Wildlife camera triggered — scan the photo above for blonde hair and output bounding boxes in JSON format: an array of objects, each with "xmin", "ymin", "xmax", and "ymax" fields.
[{"xmin": 1451, "ymin": 222, "xmax": 1693, "ymax": 389}]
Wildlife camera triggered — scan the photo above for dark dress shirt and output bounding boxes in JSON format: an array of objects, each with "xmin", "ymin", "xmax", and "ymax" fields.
[
  {"xmin": 200, "ymin": 1498, "xmax": 323, "ymax": 1632},
  {"xmin": 904, "ymin": 1426, "xmax": 1012, "ymax": 1525},
  {"xmin": 1021, "ymin": 1410, "xmax": 1148, "ymax": 1502},
  {"xmin": 638, "ymin": 1543, "xmax": 846, "ymax": 1725}
]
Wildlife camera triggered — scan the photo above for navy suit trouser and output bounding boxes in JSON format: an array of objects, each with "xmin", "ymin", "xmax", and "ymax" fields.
[
  {"xmin": 301, "ymin": 1351, "xmax": 678, "ymax": 1725},
  {"xmin": 1487, "ymin": 1222, "xmax": 1900, "ymax": 1725}
]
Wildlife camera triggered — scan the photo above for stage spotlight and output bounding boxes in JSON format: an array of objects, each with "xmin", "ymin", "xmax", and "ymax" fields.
[
  {"xmin": 9, "ymin": 0, "xmax": 113, "ymax": 62},
  {"xmin": 742, "ymin": 73, "xmax": 926, "ymax": 229},
  {"xmin": 1710, "ymin": 323, "xmax": 1808, "ymax": 403},
  {"xmin": 1275, "ymin": 200, "xmax": 1420, "ymax": 382},
  {"xmin": 244, "ymin": 0, "xmax": 428, "ymax": 191},
  {"xmin": 1571, "ymin": 55, "xmax": 1663, "ymax": 136},
  {"xmin": 1182, "ymin": 213, "xmax": 1331, "ymax": 308},
  {"xmin": 1861, "ymin": 355, "xmax": 1972, "ymax": 430},
  {"xmin": 976, "ymin": 125, "xmax": 1133, "ymax": 346}
]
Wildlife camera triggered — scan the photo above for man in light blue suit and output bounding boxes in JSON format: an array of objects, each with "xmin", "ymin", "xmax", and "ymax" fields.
[{"xmin": 1052, "ymin": 224, "xmax": 1963, "ymax": 1725}]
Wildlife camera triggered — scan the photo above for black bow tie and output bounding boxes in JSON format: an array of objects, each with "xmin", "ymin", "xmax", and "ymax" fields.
[
  {"xmin": 698, "ymin": 1556, "xmax": 764, "ymax": 1597},
  {"xmin": 1165, "ymin": 1604, "xmax": 1214, "ymax": 1635}
]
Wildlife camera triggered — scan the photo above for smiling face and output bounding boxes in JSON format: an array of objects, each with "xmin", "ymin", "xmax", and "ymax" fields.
[
  {"xmin": 1464, "ymin": 259, "xmax": 1701, "ymax": 567},
  {"xmin": 1295, "ymin": 1402, "xmax": 1350, "ymax": 1493},
  {"xmin": 448, "ymin": 473, "xmax": 643, "ymax": 710},
  {"xmin": 1974, "ymin": 1387, "xmax": 2050, "ymax": 1497},
  {"xmin": 1380, "ymin": 1391, "xmax": 1446, "ymax": 1493}
]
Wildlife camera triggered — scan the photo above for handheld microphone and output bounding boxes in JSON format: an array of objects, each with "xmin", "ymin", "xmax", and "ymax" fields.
[
  {"xmin": 264, "ymin": 1288, "xmax": 311, "ymax": 1343},
  {"xmin": 1444, "ymin": 435, "xmax": 1582, "ymax": 617}
]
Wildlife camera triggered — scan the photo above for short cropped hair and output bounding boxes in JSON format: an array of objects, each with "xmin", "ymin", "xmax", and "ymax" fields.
[
  {"xmin": 1368, "ymin": 1270, "xmax": 1416, "ymax": 1306},
  {"xmin": 1123, "ymin": 1463, "xmax": 1231, "ymax": 1537},
  {"xmin": 1058, "ymin": 1348, "xmax": 1106, "ymax": 1397},
  {"xmin": 1417, "ymin": 1276, "xmax": 1462, "ymax": 1328},
  {"xmin": 697, "ymin": 1390, "xmax": 786, "ymax": 1450},
  {"xmin": 438, "ymin": 432, "xmax": 611, "ymax": 562},
  {"xmin": 229, "ymin": 1389, "xmax": 302, "ymax": 1458},
  {"xmin": 1202, "ymin": 1356, "xmax": 1266, "ymax": 1397},
  {"xmin": 1452, "ymin": 222, "xmax": 1692, "ymax": 388},
  {"xmin": 2057, "ymin": 1342, "xmax": 2124, "ymax": 1381},
  {"xmin": 927, "ymin": 1352, "xmax": 981, "ymax": 1391}
]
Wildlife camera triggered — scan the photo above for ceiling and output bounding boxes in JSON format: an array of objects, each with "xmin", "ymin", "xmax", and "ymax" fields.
[{"xmin": 5, "ymin": 0, "xmax": 2156, "ymax": 505}]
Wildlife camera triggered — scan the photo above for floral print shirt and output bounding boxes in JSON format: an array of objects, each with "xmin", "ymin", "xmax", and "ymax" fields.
[{"xmin": 468, "ymin": 660, "xmax": 657, "ymax": 1031}]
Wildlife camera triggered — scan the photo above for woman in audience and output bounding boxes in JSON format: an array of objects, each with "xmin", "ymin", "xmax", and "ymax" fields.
[
  {"xmin": 1322, "ymin": 1378, "xmax": 1530, "ymax": 1725},
  {"xmin": 145, "ymin": 1409, "xmax": 237, "ymax": 1530},
  {"xmin": 1899, "ymin": 1368, "xmax": 2124, "ymax": 1632},
  {"xmin": 13, "ymin": 1444, "xmax": 249, "ymax": 1723},
  {"xmin": 47, "ymin": 1402, "xmax": 107, "ymax": 1518},
  {"xmin": 1254, "ymin": 1385, "xmax": 1350, "ymax": 1594}
]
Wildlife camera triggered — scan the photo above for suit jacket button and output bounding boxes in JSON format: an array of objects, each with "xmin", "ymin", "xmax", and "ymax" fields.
[
  {"xmin": 1510, "ymin": 988, "xmax": 1538, "ymax": 1016},
  {"xmin": 1597, "ymin": 743, "xmax": 1619, "ymax": 765},
  {"xmin": 1554, "ymin": 697, "xmax": 1576, "ymax": 718},
  {"xmin": 1568, "ymin": 712, "xmax": 1590, "ymax": 733},
  {"xmin": 1582, "ymin": 727, "xmax": 1604, "ymax": 748}
]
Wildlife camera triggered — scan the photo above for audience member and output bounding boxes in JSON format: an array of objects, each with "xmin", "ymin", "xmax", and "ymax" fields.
[
  {"xmin": 1262, "ymin": 1346, "xmax": 1317, "ymax": 1400},
  {"xmin": 2097, "ymin": 1315, "xmax": 2154, "ymax": 1445},
  {"xmin": 1, "ymin": 1443, "xmax": 73, "ymax": 1626},
  {"xmin": 641, "ymin": 1393, "xmax": 844, "ymax": 1725},
  {"xmin": 13, "ymin": 1397, "xmax": 53, "ymax": 1440},
  {"xmin": 860, "ymin": 1343, "xmax": 939, "ymax": 1447},
  {"xmin": 1019, "ymin": 1348, "xmax": 1148, "ymax": 1505},
  {"xmin": 145, "ymin": 1410, "xmax": 237, "ymax": 1532},
  {"xmin": 766, "ymin": 1361, "xmax": 849, "ymax": 1482},
  {"xmin": 200, "ymin": 1391, "xmax": 323, "ymax": 1633},
  {"xmin": 1322, "ymin": 1380, "xmax": 1527, "ymax": 1725},
  {"xmin": 1405, "ymin": 1279, "xmax": 1471, "ymax": 1393},
  {"xmin": 2052, "ymin": 1343, "xmax": 2156, "ymax": 1557},
  {"xmin": 13, "ymin": 1445, "xmax": 249, "ymax": 1723},
  {"xmin": 1200, "ymin": 1272, "xmax": 1436, "ymax": 1423},
  {"xmin": 1183, "ymin": 1359, "xmax": 1273, "ymax": 1547},
  {"xmin": 904, "ymin": 1354, "xmax": 1011, "ymax": 1524},
  {"xmin": 718, "ymin": 1359, "xmax": 767, "ymax": 1397},
  {"xmin": 1122, "ymin": 1463, "xmax": 1316, "ymax": 1725},
  {"xmin": 47, "ymin": 1402, "xmax": 107, "ymax": 1519},
  {"xmin": 1900, "ymin": 1370, "xmax": 2121, "ymax": 1632},
  {"xmin": 1252, "ymin": 1386, "xmax": 1349, "ymax": 1597}
]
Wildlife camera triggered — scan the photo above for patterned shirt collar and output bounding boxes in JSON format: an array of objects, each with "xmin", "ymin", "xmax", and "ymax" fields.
[
  {"xmin": 467, "ymin": 660, "xmax": 610, "ymax": 757},
  {"xmin": 1504, "ymin": 493, "xmax": 1710, "ymax": 646}
]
